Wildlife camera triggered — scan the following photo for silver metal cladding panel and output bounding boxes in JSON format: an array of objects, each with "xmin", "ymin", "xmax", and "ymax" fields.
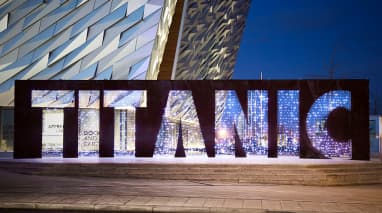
[
  {"xmin": 174, "ymin": 0, "xmax": 251, "ymax": 80},
  {"xmin": 0, "ymin": 0, "xmax": 250, "ymax": 106},
  {"xmin": 0, "ymin": 0, "xmax": 167, "ymax": 106}
]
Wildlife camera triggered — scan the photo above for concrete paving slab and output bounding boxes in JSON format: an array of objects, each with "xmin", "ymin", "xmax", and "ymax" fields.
[
  {"xmin": 223, "ymin": 199, "xmax": 243, "ymax": 208},
  {"xmin": 281, "ymin": 200, "xmax": 304, "ymax": 211},
  {"xmin": 204, "ymin": 198, "xmax": 225, "ymax": 208},
  {"xmin": 182, "ymin": 197, "xmax": 206, "ymax": 207},
  {"xmin": 320, "ymin": 202, "xmax": 344, "ymax": 212},
  {"xmin": 261, "ymin": 200, "xmax": 283, "ymax": 210},
  {"xmin": 145, "ymin": 197, "xmax": 171, "ymax": 206},
  {"xmin": 242, "ymin": 199, "xmax": 261, "ymax": 209},
  {"xmin": 0, "ymin": 168, "xmax": 382, "ymax": 213},
  {"xmin": 298, "ymin": 201, "xmax": 322, "ymax": 211},
  {"xmin": 337, "ymin": 203, "xmax": 362, "ymax": 212},
  {"xmin": 166, "ymin": 197, "xmax": 189, "ymax": 206},
  {"xmin": 125, "ymin": 196, "xmax": 152, "ymax": 205}
]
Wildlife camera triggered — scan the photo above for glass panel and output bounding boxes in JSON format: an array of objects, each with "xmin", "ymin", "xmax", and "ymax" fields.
[
  {"xmin": 380, "ymin": 117, "xmax": 382, "ymax": 153},
  {"xmin": 370, "ymin": 118, "xmax": 379, "ymax": 153},
  {"xmin": 104, "ymin": 90, "xmax": 146, "ymax": 108},
  {"xmin": 277, "ymin": 90, "xmax": 299, "ymax": 156},
  {"xmin": 42, "ymin": 109, "xmax": 63, "ymax": 157},
  {"xmin": 78, "ymin": 109, "xmax": 99, "ymax": 157},
  {"xmin": 0, "ymin": 108, "xmax": 13, "ymax": 155},
  {"xmin": 247, "ymin": 90, "xmax": 268, "ymax": 155},
  {"xmin": 154, "ymin": 91, "xmax": 206, "ymax": 156},
  {"xmin": 114, "ymin": 109, "xmax": 136, "ymax": 156},
  {"xmin": 104, "ymin": 90, "xmax": 146, "ymax": 156},
  {"xmin": 79, "ymin": 90, "xmax": 99, "ymax": 109},
  {"xmin": 306, "ymin": 90, "xmax": 351, "ymax": 158},
  {"xmin": 78, "ymin": 90, "xmax": 100, "ymax": 157},
  {"xmin": 215, "ymin": 90, "xmax": 268, "ymax": 156},
  {"xmin": 215, "ymin": 90, "xmax": 238, "ymax": 155},
  {"xmin": 32, "ymin": 90, "xmax": 74, "ymax": 108}
]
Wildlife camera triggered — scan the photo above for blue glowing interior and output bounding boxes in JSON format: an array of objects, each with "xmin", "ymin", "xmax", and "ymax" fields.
[
  {"xmin": 37, "ymin": 89, "xmax": 352, "ymax": 158},
  {"xmin": 306, "ymin": 90, "xmax": 351, "ymax": 158},
  {"xmin": 155, "ymin": 91, "xmax": 206, "ymax": 156},
  {"xmin": 277, "ymin": 90, "xmax": 299, "ymax": 156},
  {"xmin": 215, "ymin": 90, "xmax": 269, "ymax": 155}
]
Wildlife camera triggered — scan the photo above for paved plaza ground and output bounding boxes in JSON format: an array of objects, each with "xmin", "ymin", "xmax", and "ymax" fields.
[{"xmin": 0, "ymin": 166, "xmax": 382, "ymax": 213}]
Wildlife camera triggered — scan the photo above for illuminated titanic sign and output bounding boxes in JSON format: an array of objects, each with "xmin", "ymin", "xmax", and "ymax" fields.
[{"xmin": 14, "ymin": 80, "xmax": 370, "ymax": 160}]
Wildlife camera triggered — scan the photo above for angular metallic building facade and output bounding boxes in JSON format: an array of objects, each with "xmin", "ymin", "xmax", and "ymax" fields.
[
  {"xmin": 0, "ymin": 0, "xmax": 250, "ymax": 105},
  {"xmin": 173, "ymin": 0, "xmax": 250, "ymax": 80},
  {"xmin": 0, "ymin": 0, "xmax": 250, "ymax": 154}
]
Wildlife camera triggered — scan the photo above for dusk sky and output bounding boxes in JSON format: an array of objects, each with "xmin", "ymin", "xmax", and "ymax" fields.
[{"xmin": 234, "ymin": 0, "xmax": 382, "ymax": 114}]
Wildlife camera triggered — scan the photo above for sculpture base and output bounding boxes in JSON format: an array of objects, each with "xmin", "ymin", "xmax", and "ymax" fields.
[{"xmin": 0, "ymin": 156, "xmax": 381, "ymax": 186}]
